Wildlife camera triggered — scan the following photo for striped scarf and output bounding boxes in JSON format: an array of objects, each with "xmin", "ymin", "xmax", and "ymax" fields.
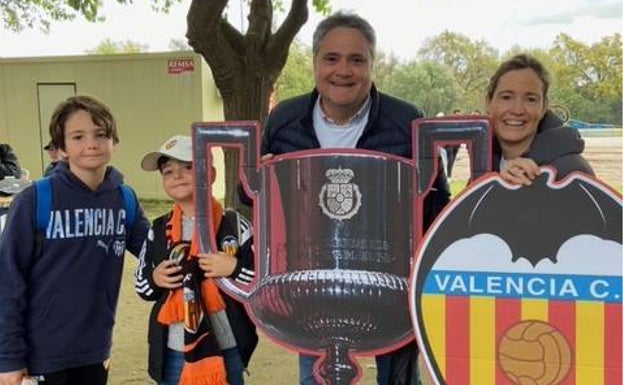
[{"xmin": 157, "ymin": 199, "xmax": 227, "ymax": 385}]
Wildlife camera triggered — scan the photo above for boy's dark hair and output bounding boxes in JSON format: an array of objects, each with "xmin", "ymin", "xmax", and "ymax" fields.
[
  {"xmin": 156, "ymin": 156, "xmax": 170, "ymax": 172},
  {"xmin": 49, "ymin": 95, "xmax": 119, "ymax": 151}
]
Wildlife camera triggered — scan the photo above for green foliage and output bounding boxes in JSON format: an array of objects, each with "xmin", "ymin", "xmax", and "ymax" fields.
[
  {"xmin": 1, "ymin": 0, "xmax": 178, "ymax": 32},
  {"xmin": 258, "ymin": 0, "xmax": 330, "ymax": 15},
  {"xmin": 85, "ymin": 38, "xmax": 148, "ymax": 54},
  {"xmin": 275, "ymin": 40, "xmax": 315, "ymax": 102},
  {"xmin": 450, "ymin": 180, "xmax": 469, "ymax": 197},
  {"xmin": 140, "ymin": 199, "xmax": 173, "ymax": 222},
  {"xmin": 409, "ymin": 30, "xmax": 621, "ymax": 126},
  {"xmin": 549, "ymin": 33, "xmax": 622, "ymax": 125},
  {"xmin": 381, "ymin": 61, "xmax": 460, "ymax": 117},
  {"xmin": 418, "ymin": 31, "xmax": 499, "ymax": 109},
  {"xmin": 2, "ymin": 1, "xmax": 77, "ymax": 32},
  {"xmin": 372, "ymin": 51, "xmax": 401, "ymax": 91},
  {"xmin": 311, "ymin": 0, "xmax": 332, "ymax": 13}
]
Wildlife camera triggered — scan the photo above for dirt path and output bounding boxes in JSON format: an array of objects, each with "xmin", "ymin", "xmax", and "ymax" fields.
[
  {"xmin": 452, "ymin": 135, "xmax": 622, "ymax": 190},
  {"xmin": 583, "ymin": 136, "xmax": 622, "ymax": 189}
]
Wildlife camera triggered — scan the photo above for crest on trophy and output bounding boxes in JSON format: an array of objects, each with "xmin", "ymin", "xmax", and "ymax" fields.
[{"xmin": 319, "ymin": 168, "xmax": 362, "ymax": 220}]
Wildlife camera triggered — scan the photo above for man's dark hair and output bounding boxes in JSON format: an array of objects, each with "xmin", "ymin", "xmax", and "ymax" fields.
[{"xmin": 312, "ymin": 11, "xmax": 376, "ymax": 60}]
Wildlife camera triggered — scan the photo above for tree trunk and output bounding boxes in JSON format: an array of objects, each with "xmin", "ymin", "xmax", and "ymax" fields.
[
  {"xmin": 221, "ymin": 73, "xmax": 272, "ymax": 213},
  {"xmin": 186, "ymin": 0, "xmax": 310, "ymax": 211}
]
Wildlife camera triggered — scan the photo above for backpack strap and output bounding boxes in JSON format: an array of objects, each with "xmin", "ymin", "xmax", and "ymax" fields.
[
  {"xmin": 33, "ymin": 178, "xmax": 52, "ymax": 257},
  {"xmin": 34, "ymin": 179, "xmax": 137, "ymax": 234},
  {"xmin": 119, "ymin": 184, "xmax": 136, "ymax": 231},
  {"xmin": 34, "ymin": 177, "xmax": 52, "ymax": 231}
]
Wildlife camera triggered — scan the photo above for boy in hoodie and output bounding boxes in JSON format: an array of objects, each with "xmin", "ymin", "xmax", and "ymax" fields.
[
  {"xmin": 134, "ymin": 135, "xmax": 257, "ymax": 385},
  {"xmin": 0, "ymin": 95, "xmax": 149, "ymax": 385}
]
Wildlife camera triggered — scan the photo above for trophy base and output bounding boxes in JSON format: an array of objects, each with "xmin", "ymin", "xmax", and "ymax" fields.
[{"xmin": 248, "ymin": 269, "xmax": 412, "ymax": 352}]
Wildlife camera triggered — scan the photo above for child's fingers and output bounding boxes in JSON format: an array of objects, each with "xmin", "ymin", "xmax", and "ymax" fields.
[
  {"xmin": 201, "ymin": 254, "xmax": 236, "ymax": 278},
  {"xmin": 153, "ymin": 260, "xmax": 183, "ymax": 288}
]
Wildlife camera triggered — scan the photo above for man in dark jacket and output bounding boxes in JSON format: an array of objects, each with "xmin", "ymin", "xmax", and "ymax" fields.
[{"xmin": 261, "ymin": 11, "xmax": 450, "ymax": 385}]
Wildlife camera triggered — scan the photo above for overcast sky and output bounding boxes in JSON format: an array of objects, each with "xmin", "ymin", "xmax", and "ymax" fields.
[{"xmin": 0, "ymin": 0, "xmax": 621, "ymax": 60}]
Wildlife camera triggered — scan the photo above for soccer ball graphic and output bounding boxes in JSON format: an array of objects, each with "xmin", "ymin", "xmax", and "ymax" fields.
[{"xmin": 498, "ymin": 320, "xmax": 572, "ymax": 385}]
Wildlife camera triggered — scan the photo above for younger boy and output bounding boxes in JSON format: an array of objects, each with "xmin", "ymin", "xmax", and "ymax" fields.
[
  {"xmin": 135, "ymin": 135, "xmax": 257, "ymax": 385},
  {"xmin": 0, "ymin": 95, "xmax": 149, "ymax": 385}
]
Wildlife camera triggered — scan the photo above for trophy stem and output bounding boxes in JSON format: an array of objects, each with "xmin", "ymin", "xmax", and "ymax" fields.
[{"xmin": 318, "ymin": 343, "xmax": 358, "ymax": 385}]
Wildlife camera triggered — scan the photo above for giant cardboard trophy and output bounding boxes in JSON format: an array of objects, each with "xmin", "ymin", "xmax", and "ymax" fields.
[{"xmin": 192, "ymin": 118, "xmax": 490, "ymax": 385}]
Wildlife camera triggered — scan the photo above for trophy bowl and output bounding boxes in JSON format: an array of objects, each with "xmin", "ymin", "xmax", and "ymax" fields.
[
  {"xmin": 249, "ymin": 269, "xmax": 411, "ymax": 385},
  {"xmin": 250, "ymin": 269, "xmax": 411, "ymax": 347}
]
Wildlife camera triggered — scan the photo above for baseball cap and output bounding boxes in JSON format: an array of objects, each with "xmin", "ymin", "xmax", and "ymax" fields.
[{"xmin": 141, "ymin": 135, "xmax": 192, "ymax": 171}]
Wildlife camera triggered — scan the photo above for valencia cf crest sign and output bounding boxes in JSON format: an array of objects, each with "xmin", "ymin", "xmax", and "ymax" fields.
[{"xmin": 410, "ymin": 168, "xmax": 622, "ymax": 385}]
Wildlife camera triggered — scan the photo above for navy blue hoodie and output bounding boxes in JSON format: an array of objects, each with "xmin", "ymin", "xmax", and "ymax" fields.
[{"xmin": 0, "ymin": 162, "xmax": 149, "ymax": 374}]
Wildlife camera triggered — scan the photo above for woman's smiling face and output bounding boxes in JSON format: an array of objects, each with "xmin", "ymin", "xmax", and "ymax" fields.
[{"xmin": 486, "ymin": 68, "xmax": 547, "ymax": 158}]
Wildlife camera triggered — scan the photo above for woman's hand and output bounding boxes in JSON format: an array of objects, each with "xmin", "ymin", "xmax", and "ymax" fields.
[
  {"xmin": 198, "ymin": 252, "xmax": 237, "ymax": 278},
  {"xmin": 152, "ymin": 259, "xmax": 183, "ymax": 289},
  {"xmin": 500, "ymin": 158, "xmax": 540, "ymax": 186}
]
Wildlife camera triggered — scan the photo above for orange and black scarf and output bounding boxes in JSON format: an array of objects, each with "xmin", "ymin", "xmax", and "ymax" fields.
[{"xmin": 157, "ymin": 199, "xmax": 227, "ymax": 385}]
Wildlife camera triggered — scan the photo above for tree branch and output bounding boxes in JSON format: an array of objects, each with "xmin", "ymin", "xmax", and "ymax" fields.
[
  {"xmin": 246, "ymin": 0, "xmax": 273, "ymax": 47},
  {"xmin": 186, "ymin": 0, "xmax": 226, "ymax": 51},
  {"xmin": 220, "ymin": 21, "xmax": 246, "ymax": 55},
  {"xmin": 186, "ymin": 0, "xmax": 239, "ymax": 90},
  {"xmin": 265, "ymin": 0, "xmax": 309, "ymax": 76}
]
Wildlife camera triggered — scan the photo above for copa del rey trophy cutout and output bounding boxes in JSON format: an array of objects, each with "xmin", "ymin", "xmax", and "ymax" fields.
[{"xmin": 192, "ymin": 118, "xmax": 490, "ymax": 385}]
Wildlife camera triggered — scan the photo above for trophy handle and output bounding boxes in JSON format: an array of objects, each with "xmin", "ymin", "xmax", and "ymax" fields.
[
  {"xmin": 413, "ymin": 116, "xmax": 492, "ymax": 193},
  {"xmin": 192, "ymin": 121, "xmax": 261, "ymax": 300},
  {"xmin": 412, "ymin": 117, "xmax": 492, "ymax": 237}
]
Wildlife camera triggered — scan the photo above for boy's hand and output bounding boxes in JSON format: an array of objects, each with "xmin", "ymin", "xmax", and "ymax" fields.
[
  {"xmin": 153, "ymin": 259, "xmax": 183, "ymax": 289},
  {"xmin": 0, "ymin": 369, "xmax": 25, "ymax": 385},
  {"xmin": 198, "ymin": 252, "xmax": 237, "ymax": 278}
]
